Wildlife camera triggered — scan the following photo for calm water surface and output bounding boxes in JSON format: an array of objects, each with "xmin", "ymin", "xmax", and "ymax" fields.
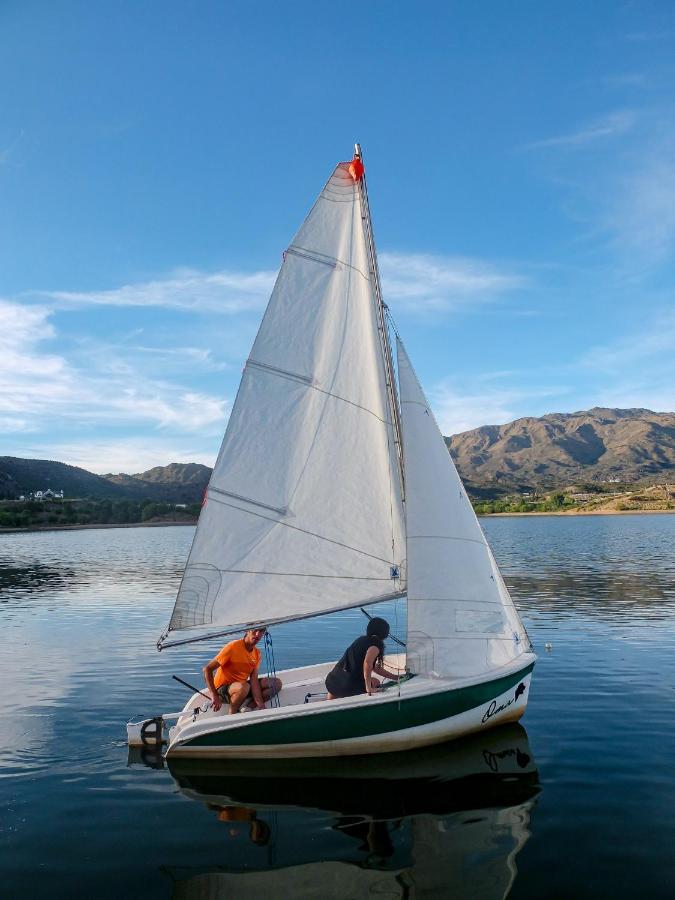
[{"xmin": 1, "ymin": 515, "xmax": 675, "ymax": 898}]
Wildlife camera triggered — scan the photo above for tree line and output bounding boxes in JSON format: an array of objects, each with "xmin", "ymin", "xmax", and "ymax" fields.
[{"xmin": 0, "ymin": 498, "xmax": 201, "ymax": 529}]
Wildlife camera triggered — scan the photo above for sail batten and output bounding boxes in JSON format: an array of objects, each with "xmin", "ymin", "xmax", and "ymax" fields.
[{"xmin": 159, "ymin": 162, "xmax": 405, "ymax": 648}]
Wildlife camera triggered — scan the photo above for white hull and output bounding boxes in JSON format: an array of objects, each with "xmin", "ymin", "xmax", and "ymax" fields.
[{"xmin": 156, "ymin": 653, "xmax": 535, "ymax": 759}]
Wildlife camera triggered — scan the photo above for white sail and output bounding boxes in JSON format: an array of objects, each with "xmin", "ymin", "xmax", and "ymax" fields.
[
  {"xmin": 160, "ymin": 163, "xmax": 405, "ymax": 646},
  {"xmin": 397, "ymin": 339, "xmax": 530, "ymax": 678}
]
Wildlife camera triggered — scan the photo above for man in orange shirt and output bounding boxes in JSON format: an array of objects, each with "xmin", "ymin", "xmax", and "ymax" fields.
[{"xmin": 203, "ymin": 627, "xmax": 282, "ymax": 714}]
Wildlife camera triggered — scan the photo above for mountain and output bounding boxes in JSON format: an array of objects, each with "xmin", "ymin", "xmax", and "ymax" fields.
[
  {"xmin": 0, "ymin": 457, "xmax": 131, "ymax": 500},
  {"xmin": 2, "ymin": 409, "xmax": 673, "ymax": 504},
  {"xmin": 104, "ymin": 463, "xmax": 211, "ymax": 502},
  {"xmin": 446, "ymin": 407, "xmax": 675, "ymax": 496},
  {"xmin": 0, "ymin": 458, "xmax": 212, "ymax": 503}
]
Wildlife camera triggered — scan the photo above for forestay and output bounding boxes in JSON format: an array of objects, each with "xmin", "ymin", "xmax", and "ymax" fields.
[
  {"xmin": 397, "ymin": 339, "xmax": 530, "ymax": 678},
  {"xmin": 159, "ymin": 163, "xmax": 405, "ymax": 648}
]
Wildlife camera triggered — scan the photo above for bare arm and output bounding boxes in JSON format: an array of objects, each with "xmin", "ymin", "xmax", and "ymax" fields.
[
  {"xmin": 364, "ymin": 645, "xmax": 380, "ymax": 695},
  {"xmin": 373, "ymin": 662, "xmax": 402, "ymax": 681},
  {"xmin": 203, "ymin": 658, "xmax": 223, "ymax": 711},
  {"xmin": 250, "ymin": 667, "xmax": 265, "ymax": 709}
]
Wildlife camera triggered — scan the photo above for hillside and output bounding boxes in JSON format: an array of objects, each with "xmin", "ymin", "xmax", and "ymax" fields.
[
  {"xmin": 0, "ymin": 458, "xmax": 211, "ymax": 503},
  {"xmin": 0, "ymin": 457, "xmax": 131, "ymax": 501},
  {"xmin": 104, "ymin": 463, "xmax": 211, "ymax": 503},
  {"xmin": 446, "ymin": 407, "xmax": 675, "ymax": 496},
  {"xmin": 2, "ymin": 408, "xmax": 673, "ymax": 505}
]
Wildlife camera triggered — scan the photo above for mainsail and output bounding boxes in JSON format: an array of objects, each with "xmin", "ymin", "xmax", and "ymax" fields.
[
  {"xmin": 397, "ymin": 339, "xmax": 530, "ymax": 678},
  {"xmin": 160, "ymin": 162, "xmax": 405, "ymax": 648}
]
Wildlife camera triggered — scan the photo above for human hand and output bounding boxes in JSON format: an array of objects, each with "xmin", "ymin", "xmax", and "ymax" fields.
[{"xmin": 211, "ymin": 693, "xmax": 222, "ymax": 712}]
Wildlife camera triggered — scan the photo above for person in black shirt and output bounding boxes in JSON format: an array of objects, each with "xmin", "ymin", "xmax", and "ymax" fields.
[{"xmin": 325, "ymin": 617, "xmax": 402, "ymax": 699}]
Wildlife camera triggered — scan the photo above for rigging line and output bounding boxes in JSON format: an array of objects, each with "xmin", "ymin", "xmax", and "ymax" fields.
[
  {"xmin": 385, "ymin": 306, "xmax": 402, "ymax": 341},
  {"xmin": 207, "ymin": 493, "xmax": 398, "ymax": 567},
  {"xmin": 263, "ymin": 632, "xmax": 280, "ymax": 708},
  {"xmin": 198, "ymin": 567, "xmax": 396, "ymax": 581}
]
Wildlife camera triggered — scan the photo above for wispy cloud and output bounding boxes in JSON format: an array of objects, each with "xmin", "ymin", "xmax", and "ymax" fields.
[
  {"xmin": 380, "ymin": 252, "xmax": 525, "ymax": 314},
  {"xmin": 430, "ymin": 381, "xmax": 568, "ymax": 436},
  {"xmin": 523, "ymin": 110, "xmax": 637, "ymax": 150},
  {"xmin": 603, "ymin": 151, "xmax": 675, "ymax": 260},
  {"xmin": 0, "ymin": 298, "xmax": 229, "ymax": 440},
  {"xmin": 579, "ymin": 310, "xmax": 675, "ymax": 379},
  {"xmin": 26, "ymin": 438, "xmax": 218, "ymax": 475},
  {"xmin": 37, "ymin": 267, "xmax": 277, "ymax": 313}
]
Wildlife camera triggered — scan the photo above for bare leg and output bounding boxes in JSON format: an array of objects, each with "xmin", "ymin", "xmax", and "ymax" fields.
[
  {"xmin": 227, "ymin": 681, "xmax": 250, "ymax": 714},
  {"xmin": 326, "ymin": 692, "xmax": 336, "ymax": 700},
  {"xmin": 259, "ymin": 676, "xmax": 283, "ymax": 702}
]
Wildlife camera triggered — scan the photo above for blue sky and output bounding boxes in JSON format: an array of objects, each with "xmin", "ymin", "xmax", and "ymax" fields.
[{"xmin": 2, "ymin": 1, "xmax": 675, "ymax": 473}]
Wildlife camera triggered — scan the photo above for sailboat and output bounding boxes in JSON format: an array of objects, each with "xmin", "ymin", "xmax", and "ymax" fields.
[{"xmin": 127, "ymin": 145, "xmax": 535, "ymax": 759}]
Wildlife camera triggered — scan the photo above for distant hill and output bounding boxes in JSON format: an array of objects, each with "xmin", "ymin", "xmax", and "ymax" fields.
[
  {"xmin": 104, "ymin": 463, "xmax": 211, "ymax": 503},
  {"xmin": 0, "ymin": 458, "xmax": 211, "ymax": 503},
  {"xmin": 446, "ymin": 407, "xmax": 675, "ymax": 496},
  {"xmin": 2, "ymin": 408, "xmax": 673, "ymax": 504},
  {"xmin": 0, "ymin": 457, "xmax": 130, "ymax": 501}
]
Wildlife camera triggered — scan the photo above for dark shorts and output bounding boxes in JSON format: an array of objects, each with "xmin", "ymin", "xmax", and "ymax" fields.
[
  {"xmin": 217, "ymin": 684, "xmax": 234, "ymax": 702},
  {"xmin": 325, "ymin": 669, "xmax": 364, "ymax": 699}
]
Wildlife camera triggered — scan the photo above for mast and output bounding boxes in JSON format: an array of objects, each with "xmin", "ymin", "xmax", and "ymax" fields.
[{"xmin": 354, "ymin": 143, "xmax": 406, "ymax": 502}]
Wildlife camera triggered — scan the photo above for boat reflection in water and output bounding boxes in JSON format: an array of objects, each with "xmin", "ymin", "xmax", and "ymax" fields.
[{"xmin": 163, "ymin": 723, "xmax": 539, "ymax": 899}]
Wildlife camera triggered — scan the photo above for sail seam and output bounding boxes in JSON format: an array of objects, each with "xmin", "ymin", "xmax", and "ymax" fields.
[
  {"xmin": 287, "ymin": 244, "xmax": 370, "ymax": 280},
  {"xmin": 207, "ymin": 494, "xmax": 401, "ymax": 567},
  {"xmin": 244, "ymin": 359, "xmax": 392, "ymax": 428},
  {"xmin": 246, "ymin": 359, "xmax": 393, "ymax": 426},
  {"xmin": 318, "ymin": 197, "xmax": 356, "ymax": 204}
]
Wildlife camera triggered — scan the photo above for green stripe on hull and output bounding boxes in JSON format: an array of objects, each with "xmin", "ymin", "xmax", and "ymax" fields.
[{"xmin": 183, "ymin": 662, "xmax": 535, "ymax": 749}]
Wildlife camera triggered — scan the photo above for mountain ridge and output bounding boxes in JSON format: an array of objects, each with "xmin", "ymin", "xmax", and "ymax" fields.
[
  {"xmin": 1, "ymin": 408, "xmax": 672, "ymax": 502},
  {"xmin": 445, "ymin": 406, "xmax": 675, "ymax": 495}
]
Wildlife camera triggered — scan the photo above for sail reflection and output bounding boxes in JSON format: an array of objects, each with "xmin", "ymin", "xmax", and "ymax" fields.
[{"xmin": 164, "ymin": 723, "xmax": 539, "ymax": 899}]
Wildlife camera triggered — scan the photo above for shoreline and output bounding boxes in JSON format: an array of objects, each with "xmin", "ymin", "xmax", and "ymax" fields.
[
  {"xmin": 0, "ymin": 519, "xmax": 198, "ymax": 535},
  {"xmin": 482, "ymin": 508, "xmax": 675, "ymax": 518},
  {"xmin": 1, "ymin": 508, "xmax": 673, "ymax": 535}
]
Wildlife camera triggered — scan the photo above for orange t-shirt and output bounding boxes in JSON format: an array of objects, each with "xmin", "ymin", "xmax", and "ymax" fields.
[{"xmin": 213, "ymin": 638, "xmax": 261, "ymax": 689}]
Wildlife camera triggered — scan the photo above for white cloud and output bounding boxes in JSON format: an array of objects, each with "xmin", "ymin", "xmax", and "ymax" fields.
[
  {"xmin": 0, "ymin": 297, "xmax": 229, "ymax": 437},
  {"xmin": 523, "ymin": 110, "xmax": 637, "ymax": 150},
  {"xmin": 429, "ymin": 380, "xmax": 568, "ymax": 436},
  {"xmin": 130, "ymin": 345, "xmax": 230, "ymax": 371},
  {"xmin": 380, "ymin": 252, "xmax": 525, "ymax": 314},
  {"xmin": 27, "ymin": 437, "xmax": 218, "ymax": 475},
  {"xmin": 38, "ymin": 267, "xmax": 277, "ymax": 313}
]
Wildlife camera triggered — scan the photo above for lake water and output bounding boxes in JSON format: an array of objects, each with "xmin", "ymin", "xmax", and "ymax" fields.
[{"xmin": 2, "ymin": 515, "xmax": 675, "ymax": 898}]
